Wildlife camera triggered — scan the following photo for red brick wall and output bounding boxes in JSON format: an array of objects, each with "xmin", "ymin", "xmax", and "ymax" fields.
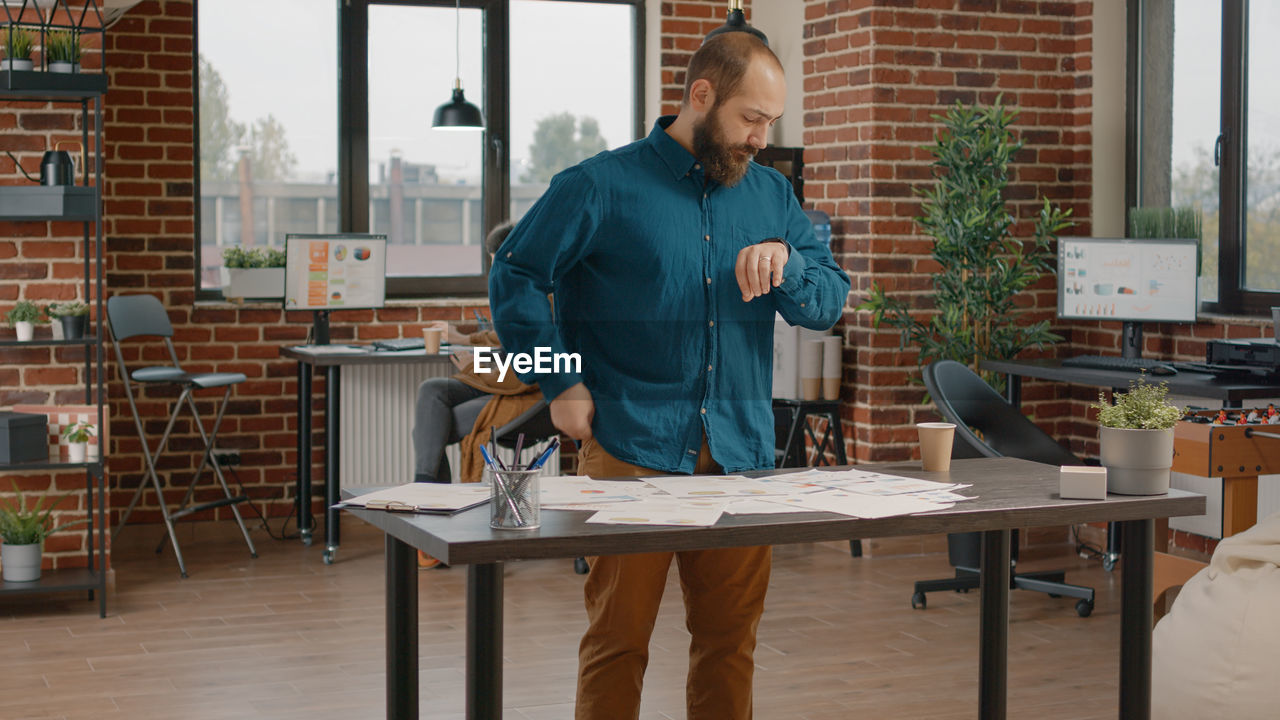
[
  {"xmin": 800, "ymin": 0, "xmax": 1096, "ymax": 463},
  {"xmin": 660, "ymin": 0, "xmax": 753, "ymax": 115}
]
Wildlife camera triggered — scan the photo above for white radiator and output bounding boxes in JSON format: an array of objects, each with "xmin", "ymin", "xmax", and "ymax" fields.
[{"xmin": 339, "ymin": 363, "xmax": 559, "ymax": 487}]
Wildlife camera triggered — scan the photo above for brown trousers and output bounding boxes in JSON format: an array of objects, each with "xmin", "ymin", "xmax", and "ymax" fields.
[{"xmin": 574, "ymin": 436, "xmax": 772, "ymax": 720}]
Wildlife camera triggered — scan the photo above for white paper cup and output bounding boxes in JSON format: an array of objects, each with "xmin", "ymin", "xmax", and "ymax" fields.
[
  {"xmin": 821, "ymin": 336, "xmax": 841, "ymax": 400},
  {"xmin": 917, "ymin": 422, "xmax": 956, "ymax": 472}
]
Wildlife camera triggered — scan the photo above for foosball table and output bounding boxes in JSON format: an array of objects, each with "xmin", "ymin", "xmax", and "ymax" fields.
[{"xmin": 1155, "ymin": 407, "xmax": 1280, "ymax": 612}]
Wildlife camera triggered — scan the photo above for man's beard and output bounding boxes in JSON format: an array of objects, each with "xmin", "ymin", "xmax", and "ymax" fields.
[{"xmin": 692, "ymin": 106, "xmax": 756, "ymax": 187}]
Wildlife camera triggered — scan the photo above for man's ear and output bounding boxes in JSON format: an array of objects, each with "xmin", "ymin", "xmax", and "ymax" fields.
[{"xmin": 688, "ymin": 78, "xmax": 716, "ymax": 113}]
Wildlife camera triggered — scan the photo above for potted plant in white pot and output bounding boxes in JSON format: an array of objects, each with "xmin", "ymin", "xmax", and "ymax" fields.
[
  {"xmin": 5, "ymin": 300, "xmax": 46, "ymax": 341},
  {"xmin": 61, "ymin": 421, "xmax": 93, "ymax": 463},
  {"xmin": 45, "ymin": 301, "xmax": 89, "ymax": 340},
  {"xmin": 0, "ymin": 481, "xmax": 86, "ymax": 582},
  {"xmin": 221, "ymin": 246, "xmax": 286, "ymax": 299},
  {"xmin": 2, "ymin": 26, "xmax": 34, "ymax": 71},
  {"xmin": 1092, "ymin": 376, "xmax": 1186, "ymax": 495},
  {"xmin": 44, "ymin": 29, "xmax": 80, "ymax": 73}
]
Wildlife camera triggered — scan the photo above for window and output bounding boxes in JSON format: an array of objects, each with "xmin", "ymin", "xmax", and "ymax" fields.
[
  {"xmin": 197, "ymin": 0, "xmax": 643, "ymax": 299},
  {"xmin": 196, "ymin": 0, "xmax": 339, "ymax": 293},
  {"xmin": 1244, "ymin": 1, "xmax": 1280, "ymax": 293}
]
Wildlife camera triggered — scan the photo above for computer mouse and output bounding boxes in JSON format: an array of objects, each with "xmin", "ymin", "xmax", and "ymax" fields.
[{"xmin": 1150, "ymin": 364, "xmax": 1178, "ymax": 376}]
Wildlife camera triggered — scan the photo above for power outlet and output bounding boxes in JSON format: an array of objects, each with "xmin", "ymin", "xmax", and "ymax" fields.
[{"xmin": 215, "ymin": 451, "xmax": 242, "ymax": 467}]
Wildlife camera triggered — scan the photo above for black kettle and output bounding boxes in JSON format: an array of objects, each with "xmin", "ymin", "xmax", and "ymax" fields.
[{"xmin": 6, "ymin": 144, "xmax": 78, "ymax": 186}]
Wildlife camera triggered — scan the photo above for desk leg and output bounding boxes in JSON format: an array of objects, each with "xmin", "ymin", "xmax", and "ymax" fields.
[
  {"xmin": 1119, "ymin": 518, "xmax": 1153, "ymax": 720},
  {"xmin": 323, "ymin": 366, "xmax": 341, "ymax": 563},
  {"xmin": 467, "ymin": 563, "xmax": 503, "ymax": 720},
  {"xmin": 978, "ymin": 529, "xmax": 1010, "ymax": 720},
  {"xmin": 297, "ymin": 362, "xmax": 313, "ymax": 546},
  {"xmin": 386, "ymin": 535, "xmax": 417, "ymax": 720}
]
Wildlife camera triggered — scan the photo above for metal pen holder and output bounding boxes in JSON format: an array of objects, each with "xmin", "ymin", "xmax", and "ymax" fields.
[{"xmin": 487, "ymin": 465, "xmax": 540, "ymax": 530}]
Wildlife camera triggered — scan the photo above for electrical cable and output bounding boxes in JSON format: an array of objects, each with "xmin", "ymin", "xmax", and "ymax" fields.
[
  {"xmin": 1072, "ymin": 523, "xmax": 1105, "ymax": 561},
  {"xmin": 225, "ymin": 465, "xmax": 311, "ymax": 541}
]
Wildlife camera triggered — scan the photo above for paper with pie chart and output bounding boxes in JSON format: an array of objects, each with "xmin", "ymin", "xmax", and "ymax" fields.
[
  {"xmin": 641, "ymin": 474, "xmax": 793, "ymax": 498},
  {"xmin": 538, "ymin": 476, "xmax": 656, "ymax": 506},
  {"xmin": 585, "ymin": 498, "xmax": 728, "ymax": 527}
]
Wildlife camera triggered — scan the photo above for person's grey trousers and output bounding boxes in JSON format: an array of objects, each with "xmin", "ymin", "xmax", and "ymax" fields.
[{"xmin": 413, "ymin": 376, "xmax": 489, "ymax": 483}]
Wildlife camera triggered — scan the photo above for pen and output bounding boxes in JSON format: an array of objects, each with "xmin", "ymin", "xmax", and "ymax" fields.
[
  {"xmin": 513, "ymin": 432, "xmax": 525, "ymax": 469},
  {"xmin": 527, "ymin": 437, "xmax": 561, "ymax": 471},
  {"xmin": 480, "ymin": 445, "xmax": 525, "ymax": 525}
]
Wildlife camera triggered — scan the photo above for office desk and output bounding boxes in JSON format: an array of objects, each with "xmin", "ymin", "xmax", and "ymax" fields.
[
  {"xmin": 980, "ymin": 358, "xmax": 1279, "ymax": 406},
  {"xmin": 280, "ymin": 346, "xmax": 454, "ymax": 562},
  {"xmin": 345, "ymin": 457, "xmax": 1204, "ymax": 720}
]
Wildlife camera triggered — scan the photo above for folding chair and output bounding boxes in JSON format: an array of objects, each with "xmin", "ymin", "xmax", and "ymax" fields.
[{"xmin": 107, "ymin": 294, "xmax": 258, "ymax": 577}]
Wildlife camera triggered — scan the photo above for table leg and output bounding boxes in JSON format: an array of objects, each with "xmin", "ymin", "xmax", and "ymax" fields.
[
  {"xmin": 324, "ymin": 366, "xmax": 341, "ymax": 563},
  {"xmin": 978, "ymin": 529, "xmax": 1010, "ymax": 720},
  {"xmin": 467, "ymin": 563, "xmax": 504, "ymax": 720},
  {"xmin": 386, "ymin": 535, "xmax": 417, "ymax": 720},
  {"xmin": 1119, "ymin": 518, "xmax": 1153, "ymax": 720},
  {"xmin": 297, "ymin": 361, "xmax": 313, "ymax": 546}
]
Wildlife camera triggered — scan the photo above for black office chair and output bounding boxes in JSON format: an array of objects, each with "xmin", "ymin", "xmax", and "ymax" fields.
[{"xmin": 912, "ymin": 359, "xmax": 1095, "ymax": 618}]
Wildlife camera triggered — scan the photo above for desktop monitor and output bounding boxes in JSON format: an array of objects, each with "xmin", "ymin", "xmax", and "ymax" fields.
[
  {"xmin": 1057, "ymin": 236, "xmax": 1198, "ymax": 356},
  {"xmin": 284, "ymin": 233, "xmax": 388, "ymax": 343}
]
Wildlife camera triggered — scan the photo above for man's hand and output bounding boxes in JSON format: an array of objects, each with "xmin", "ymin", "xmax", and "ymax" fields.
[
  {"xmin": 735, "ymin": 240, "xmax": 788, "ymax": 302},
  {"xmin": 550, "ymin": 382, "xmax": 595, "ymax": 441},
  {"xmin": 449, "ymin": 350, "xmax": 473, "ymax": 372}
]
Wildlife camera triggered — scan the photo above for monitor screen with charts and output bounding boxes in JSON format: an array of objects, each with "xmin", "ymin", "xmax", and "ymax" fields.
[
  {"xmin": 284, "ymin": 234, "xmax": 388, "ymax": 311},
  {"xmin": 1057, "ymin": 237, "xmax": 1198, "ymax": 323}
]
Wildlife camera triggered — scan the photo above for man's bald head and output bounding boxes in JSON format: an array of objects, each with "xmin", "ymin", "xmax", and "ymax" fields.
[{"xmin": 681, "ymin": 32, "xmax": 783, "ymax": 108}]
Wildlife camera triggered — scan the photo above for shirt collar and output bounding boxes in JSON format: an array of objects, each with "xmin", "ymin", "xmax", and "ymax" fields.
[{"xmin": 648, "ymin": 115, "xmax": 699, "ymax": 180}]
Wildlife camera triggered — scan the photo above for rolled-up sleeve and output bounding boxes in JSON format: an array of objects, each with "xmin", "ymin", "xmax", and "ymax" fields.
[
  {"xmin": 772, "ymin": 184, "xmax": 849, "ymax": 330},
  {"xmin": 488, "ymin": 167, "xmax": 602, "ymax": 400}
]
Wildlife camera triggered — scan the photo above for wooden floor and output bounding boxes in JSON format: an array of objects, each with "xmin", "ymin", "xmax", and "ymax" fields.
[{"xmin": 2, "ymin": 522, "xmax": 1126, "ymax": 719}]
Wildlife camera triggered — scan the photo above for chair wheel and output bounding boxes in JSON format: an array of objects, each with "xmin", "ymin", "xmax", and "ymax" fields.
[
  {"xmin": 1076, "ymin": 599, "xmax": 1094, "ymax": 618},
  {"xmin": 573, "ymin": 557, "xmax": 589, "ymax": 575},
  {"xmin": 1102, "ymin": 555, "xmax": 1117, "ymax": 572},
  {"xmin": 322, "ymin": 548, "xmax": 335, "ymax": 565},
  {"xmin": 911, "ymin": 591, "xmax": 926, "ymax": 610}
]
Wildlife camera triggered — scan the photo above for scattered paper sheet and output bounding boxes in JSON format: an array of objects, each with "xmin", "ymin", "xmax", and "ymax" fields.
[
  {"xmin": 340, "ymin": 482, "xmax": 490, "ymax": 513},
  {"xmin": 643, "ymin": 474, "xmax": 794, "ymax": 498},
  {"xmin": 585, "ymin": 498, "xmax": 727, "ymax": 526},
  {"xmin": 539, "ymin": 476, "xmax": 655, "ymax": 505},
  {"xmin": 289, "ymin": 344, "xmax": 369, "ymax": 355},
  {"xmin": 763, "ymin": 489, "xmax": 954, "ymax": 519},
  {"xmin": 724, "ymin": 499, "xmax": 823, "ymax": 515}
]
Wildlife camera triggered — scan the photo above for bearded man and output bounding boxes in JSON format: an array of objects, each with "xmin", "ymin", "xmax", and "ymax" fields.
[{"xmin": 489, "ymin": 32, "xmax": 849, "ymax": 720}]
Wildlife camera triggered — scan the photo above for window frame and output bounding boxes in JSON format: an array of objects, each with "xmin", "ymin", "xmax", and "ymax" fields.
[{"xmin": 194, "ymin": 0, "xmax": 645, "ymax": 301}]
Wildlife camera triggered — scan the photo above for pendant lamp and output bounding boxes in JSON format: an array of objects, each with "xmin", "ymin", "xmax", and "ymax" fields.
[
  {"xmin": 433, "ymin": 0, "xmax": 484, "ymax": 130},
  {"xmin": 703, "ymin": 0, "xmax": 768, "ymax": 46}
]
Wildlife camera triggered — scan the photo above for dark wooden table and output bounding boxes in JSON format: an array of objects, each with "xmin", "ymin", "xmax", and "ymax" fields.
[
  {"xmin": 345, "ymin": 457, "xmax": 1205, "ymax": 720},
  {"xmin": 980, "ymin": 358, "xmax": 1280, "ymax": 406},
  {"xmin": 281, "ymin": 345, "xmax": 454, "ymax": 563}
]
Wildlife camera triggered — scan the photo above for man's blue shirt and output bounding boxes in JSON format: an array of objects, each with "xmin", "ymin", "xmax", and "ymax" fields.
[{"xmin": 489, "ymin": 116, "xmax": 850, "ymax": 474}]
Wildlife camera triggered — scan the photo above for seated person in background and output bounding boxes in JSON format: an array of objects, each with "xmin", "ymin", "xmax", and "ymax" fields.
[
  {"xmin": 1152, "ymin": 510, "xmax": 1280, "ymax": 718},
  {"xmin": 412, "ymin": 220, "xmax": 542, "ymax": 487}
]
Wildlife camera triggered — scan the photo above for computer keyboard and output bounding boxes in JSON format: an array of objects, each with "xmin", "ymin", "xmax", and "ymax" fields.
[
  {"xmin": 1061, "ymin": 355, "xmax": 1177, "ymax": 375},
  {"xmin": 372, "ymin": 337, "xmax": 425, "ymax": 351}
]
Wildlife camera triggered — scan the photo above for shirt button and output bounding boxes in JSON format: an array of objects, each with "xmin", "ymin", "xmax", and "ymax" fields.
[
  {"xmin": 705, "ymin": 277, "xmax": 711, "ymax": 284},
  {"xmin": 707, "ymin": 364, "xmax": 713, "ymax": 371},
  {"xmin": 700, "ymin": 408, "xmax": 707, "ymax": 415},
  {"xmin": 704, "ymin": 234, "xmax": 710, "ymax": 241},
  {"xmin": 506, "ymin": 251, "xmax": 512, "ymax": 258},
  {"xmin": 800, "ymin": 302, "xmax": 806, "ymax": 307},
  {"xmin": 708, "ymin": 320, "xmax": 714, "ymax": 327},
  {"xmin": 694, "ymin": 163, "xmax": 701, "ymax": 170},
  {"xmin": 688, "ymin": 449, "xmax": 697, "ymax": 455}
]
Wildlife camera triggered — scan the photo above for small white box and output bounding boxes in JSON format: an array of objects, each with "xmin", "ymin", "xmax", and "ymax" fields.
[{"xmin": 1060, "ymin": 465, "xmax": 1107, "ymax": 500}]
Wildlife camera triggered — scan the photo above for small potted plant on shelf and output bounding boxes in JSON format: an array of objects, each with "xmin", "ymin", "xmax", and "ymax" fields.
[
  {"xmin": 6, "ymin": 300, "xmax": 46, "ymax": 341},
  {"xmin": 45, "ymin": 300, "xmax": 89, "ymax": 340},
  {"xmin": 60, "ymin": 421, "xmax": 94, "ymax": 463},
  {"xmin": 2, "ymin": 25, "xmax": 34, "ymax": 72},
  {"xmin": 1091, "ymin": 375, "xmax": 1187, "ymax": 495},
  {"xmin": 44, "ymin": 29, "xmax": 80, "ymax": 73},
  {"xmin": 0, "ymin": 480, "xmax": 87, "ymax": 582},
  {"xmin": 221, "ymin": 246, "xmax": 286, "ymax": 300}
]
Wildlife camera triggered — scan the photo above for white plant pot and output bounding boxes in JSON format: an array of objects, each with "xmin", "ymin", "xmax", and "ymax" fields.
[
  {"xmin": 1, "ymin": 58, "xmax": 33, "ymax": 71},
  {"xmin": 14, "ymin": 320, "xmax": 33, "ymax": 341},
  {"xmin": 1099, "ymin": 426, "xmax": 1174, "ymax": 495},
  {"xmin": 1, "ymin": 542, "xmax": 42, "ymax": 582},
  {"xmin": 67, "ymin": 441, "xmax": 86, "ymax": 463},
  {"xmin": 221, "ymin": 267, "xmax": 284, "ymax": 299},
  {"xmin": 48, "ymin": 60, "xmax": 76, "ymax": 73}
]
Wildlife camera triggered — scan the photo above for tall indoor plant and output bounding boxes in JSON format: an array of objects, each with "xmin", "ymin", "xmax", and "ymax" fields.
[
  {"xmin": 858, "ymin": 99, "xmax": 1073, "ymax": 388},
  {"xmin": 0, "ymin": 481, "xmax": 86, "ymax": 582},
  {"xmin": 1091, "ymin": 376, "xmax": 1185, "ymax": 495}
]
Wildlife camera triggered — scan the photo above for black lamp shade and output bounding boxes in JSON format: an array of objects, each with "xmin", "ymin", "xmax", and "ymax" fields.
[
  {"xmin": 704, "ymin": 8, "xmax": 768, "ymax": 46},
  {"xmin": 433, "ymin": 87, "xmax": 484, "ymax": 130}
]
